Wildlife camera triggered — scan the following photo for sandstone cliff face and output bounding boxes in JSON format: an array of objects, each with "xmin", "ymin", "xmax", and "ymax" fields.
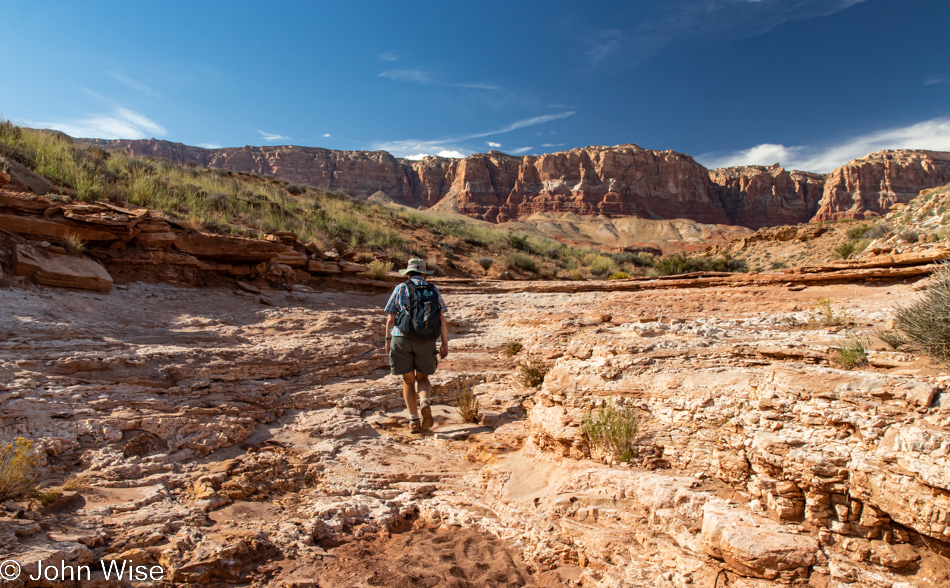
[
  {"xmin": 814, "ymin": 150, "xmax": 950, "ymax": 221},
  {"xmin": 709, "ymin": 164, "xmax": 827, "ymax": 229},
  {"xmin": 84, "ymin": 139, "xmax": 950, "ymax": 229}
]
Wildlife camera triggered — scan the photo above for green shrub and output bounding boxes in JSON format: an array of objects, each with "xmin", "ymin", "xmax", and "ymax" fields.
[
  {"xmin": 582, "ymin": 398, "xmax": 639, "ymax": 463},
  {"xmin": 454, "ymin": 374, "xmax": 481, "ymax": 424},
  {"xmin": 833, "ymin": 241, "xmax": 856, "ymax": 259},
  {"xmin": 874, "ymin": 328, "xmax": 907, "ymax": 350},
  {"xmin": 588, "ymin": 255, "xmax": 615, "ymax": 276},
  {"xmin": 833, "ymin": 334, "xmax": 869, "ymax": 369},
  {"xmin": 895, "ymin": 263, "xmax": 950, "ymax": 362},
  {"xmin": 846, "ymin": 224, "xmax": 871, "ymax": 240},
  {"xmin": 518, "ymin": 356, "xmax": 549, "ymax": 388},
  {"xmin": 652, "ymin": 252, "xmax": 747, "ymax": 276},
  {"xmin": 0, "ymin": 437, "xmax": 41, "ymax": 501},
  {"xmin": 505, "ymin": 341, "xmax": 523, "ymax": 357},
  {"xmin": 507, "ymin": 252, "xmax": 538, "ymax": 273},
  {"xmin": 607, "ymin": 272, "xmax": 630, "ymax": 280},
  {"xmin": 476, "ymin": 257, "xmax": 494, "ymax": 271},
  {"xmin": 365, "ymin": 260, "xmax": 393, "ymax": 279},
  {"xmin": 811, "ymin": 298, "xmax": 853, "ymax": 327}
]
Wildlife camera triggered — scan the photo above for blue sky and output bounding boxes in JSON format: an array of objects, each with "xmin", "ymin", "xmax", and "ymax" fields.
[{"xmin": 1, "ymin": 0, "xmax": 948, "ymax": 172}]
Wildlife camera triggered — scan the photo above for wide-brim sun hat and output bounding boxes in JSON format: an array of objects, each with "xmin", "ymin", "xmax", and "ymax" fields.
[{"xmin": 398, "ymin": 258, "xmax": 435, "ymax": 275}]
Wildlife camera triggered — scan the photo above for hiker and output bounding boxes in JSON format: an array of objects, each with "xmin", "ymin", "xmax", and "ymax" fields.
[{"xmin": 384, "ymin": 258, "xmax": 449, "ymax": 434}]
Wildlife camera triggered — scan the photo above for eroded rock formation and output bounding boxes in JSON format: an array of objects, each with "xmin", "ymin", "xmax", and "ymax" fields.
[{"xmin": 84, "ymin": 139, "xmax": 950, "ymax": 229}]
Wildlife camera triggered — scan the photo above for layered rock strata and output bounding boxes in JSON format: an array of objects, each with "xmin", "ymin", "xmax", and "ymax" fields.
[{"xmin": 85, "ymin": 138, "xmax": 950, "ymax": 228}]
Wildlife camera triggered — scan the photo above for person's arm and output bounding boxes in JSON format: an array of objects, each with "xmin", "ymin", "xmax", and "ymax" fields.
[
  {"xmin": 385, "ymin": 314, "xmax": 395, "ymax": 354},
  {"xmin": 439, "ymin": 313, "xmax": 449, "ymax": 359}
]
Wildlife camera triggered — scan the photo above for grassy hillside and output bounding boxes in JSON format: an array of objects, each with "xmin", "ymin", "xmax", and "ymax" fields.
[{"xmin": 0, "ymin": 122, "xmax": 747, "ymax": 279}]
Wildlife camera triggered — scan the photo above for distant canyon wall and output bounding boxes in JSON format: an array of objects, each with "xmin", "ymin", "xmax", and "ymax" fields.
[{"xmin": 84, "ymin": 138, "xmax": 950, "ymax": 229}]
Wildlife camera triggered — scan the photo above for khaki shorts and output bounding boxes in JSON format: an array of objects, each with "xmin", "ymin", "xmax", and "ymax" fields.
[{"xmin": 389, "ymin": 336, "xmax": 438, "ymax": 375}]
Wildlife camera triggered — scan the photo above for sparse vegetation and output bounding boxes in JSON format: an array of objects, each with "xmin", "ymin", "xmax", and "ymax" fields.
[
  {"xmin": 899, "ymin": 228, "xmax": 922, "ymax": 243},
  {"xmin": 64, "ymin": 233, "xmax": 86, "ymax": 254},
  {"xmin": 476, "ymin": 257, "xmax": 494, "ymax": 271},
  {"xmin": 454, "ymin": 374, "xmax": 481, "ymax": 424},
  {"xmin": 874, "ymin": 328, "xmax": 907, "ymax": 350},
  {"xmin": 652, "ymin": 252, "xmax": 747, "ymax": 276},
  {"xmin": 607, "ymin": 271, "xmax": 630, "ymax": 280},
  {"xmin": 832, "ymin": 240, "xmax": 857, "ymax": 259},
  {"xmin": 833, "ymin": 333, "xmax": 869, "ymax": 369},
  {"xmin": 518, "ymin": 356, "xmax": 550, "ymax": 388},
  {"xmin": 505, "ymin": 341, "xmax": 523, "ymax": 357},
  {"xmin": 582, "ymin": 397, "xmax": 639, "ymax": 463},
  {"xmin": 365, "ymin": 259, "xmax": 393, "ymax": 279},
  {"xmin": 0, "ymin": 437, "xmax": 41, "ymax": 501},
  {"xmin": 507, "ymin": 252, "xmax": 538, "ymax": 273},
  {"xmin": 895, "ymin": 263, "xmax": 950, "ymax": 362},
  {"xmin": 810, "ymin": 298, "xmax": 853, "ymax": 328}
]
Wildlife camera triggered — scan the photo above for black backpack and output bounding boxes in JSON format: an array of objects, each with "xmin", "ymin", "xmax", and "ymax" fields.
[{"xmin": 396, "ymin": 280, "xmax": 443, "ymax": 341}]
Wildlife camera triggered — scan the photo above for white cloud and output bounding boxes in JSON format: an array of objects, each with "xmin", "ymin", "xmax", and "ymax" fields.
[
  {"xmin": 541, "ymin": 143, "xmax": 566, "ymax": 148},
  {"xmin": 925, "ymin": 74, "xmax": 949, "ymax": 86},
  {"xmin": 38, "ymin": 107, "xmax": 166, "ymax": 139},
  {"xmin": 510, "ymin": 147, "xmax": 534, "ymax": 154},
  {"xmin": 373, "ymin": 111, "xmax": 576, "ymax": 158},
  {"xmin": 487, "ymin": 141, "xmax": 502, "ymax": 148},
  {"xmin": 405, "ymin": 153, "xmax": 429, "ymax": 160},
  {"xmin": 380, "ymin": 50, "xmax": 399, "ymax": 62},
  {"xmin": 107, "ymin": 71, "xmax": 158, "ymax": 96},
  {"xmin": 323, "ymin": 133, "xmax": 331, "ymax": 138},
  {"xmin": 437, "ymin": 150, "xmax": 465, "ymax": 159},
  {"xmin": 698, "ymin": 116, "xmax": 950, "ymax": 173},
  {"xmin": 198, "ymin": 142, "xmax": 222, "ymax": 149},
  {"xmin": 258, "ymin": 130, "xmax": 290, "ymax": 142}
]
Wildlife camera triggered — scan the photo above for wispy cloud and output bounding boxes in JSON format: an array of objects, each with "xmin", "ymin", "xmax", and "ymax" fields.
[
  {"xmin": 592, "ymin": 0, "xmax": 868, "ymax": 68},
  {"xmin": 258, "ymin": 130, "xmax": 290, "ymax": 142},
  {"xmin": 698, "ymin": 116, "xmax": 950, "ymax": 173},
  {"xmin": 107, "ymin": 71, "xmax": 159, "ymax": 96},
  {"xmin": 379, "ymin": 68, "xmax": 500, "ymax": 91},
  {"xmin": 487, "ymin": 141, "xmax": 502, "ymax": 148},
  {"xmin": 541, "ymin": 142, "xmax": 566, "ymax": 148},
  {"xmin": 380, "ymin": 50, "xmax": 399, "ymax": 62},
  {"xmin": 374, "ymin": 111, "xmax": 576, "ymax": 159},
  {"xmin": 198, "ymin": 142, "xmax": 222, "ymax": 149},
  {"xmin": 510, "ymin": 147, "xmax": 534, "ymax": 154},
  {"xmin": 38, "ymin": 107, "xmax": 166, "ymax": 139},
  {"xmin": 925, "ymin": 74, "xmax": 950, "ymax": 86},
  {"xmin": 323, "ymin": 133, "xmax": 331, "ymax": 138}
]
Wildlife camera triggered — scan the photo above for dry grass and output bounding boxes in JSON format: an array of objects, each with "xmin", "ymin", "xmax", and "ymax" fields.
[
  {"xmin": 582, "ymin": 398, "xmax": 639, "ymax": 463},
  {"xmin": 832, "ymin": 333, "xmax": 869, "ymax": 369},
  {"xmin": 518, "ymin": 356, "xmax": 550, "ymax": 388},
  {"xmin": 895, "ymin": 263, "xmax": 950, "ymax": 362},
  {"xmin": 0, "ymin": 437, "xmax": 41, "ymax": 501},
  {"xmin": 365, "ymin": 260, "xmax": 393, "ymax": 279},
  {"xmin": 454, "ymin": 374, "xmax": 481, "ymax": 424}
]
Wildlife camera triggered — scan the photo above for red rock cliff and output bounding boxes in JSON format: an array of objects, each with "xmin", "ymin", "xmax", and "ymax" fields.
[
  {"xmin": 709, "ymin": 165, "xmax": 827, "ymax": 230},
  {"xmin": 813, "ymin": 150, "xmax": 950, "ymax": 221}
]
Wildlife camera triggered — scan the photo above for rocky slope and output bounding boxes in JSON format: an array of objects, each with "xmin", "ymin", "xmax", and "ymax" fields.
[{"xmin": 85, "ymin": 138, "xmax": 950, "ymax": 229}]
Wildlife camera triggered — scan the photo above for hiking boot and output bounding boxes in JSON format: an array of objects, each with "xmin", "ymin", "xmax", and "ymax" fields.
[
  {"xmin": 420, "ymin": 403, "xmax": 433, "ymax": 431},
  {"xmin": 408, "ymin": 418, "xmax": 422, "ymax": 434}
]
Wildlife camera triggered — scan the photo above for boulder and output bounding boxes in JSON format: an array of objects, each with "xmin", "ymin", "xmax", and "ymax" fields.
[
  {"xmin": 702, "ymin": 503, "xmax": 818, "ymax": 581},
  {"xmin": 13, "ymin": 243, "xmax": 113, "ymax": 292},
  {"xmin": 0, "ymin": 156, "xmax": 56, "ymax": 195},
  {"xmin": 0, "ymin": 213, "xmax": 120, "ymax": 242},
  {"xmin": 173, "ymin": 233, "xmax": 289, "ymax": 261}
]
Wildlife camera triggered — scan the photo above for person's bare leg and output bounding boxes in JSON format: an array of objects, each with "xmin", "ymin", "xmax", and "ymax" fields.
[
  {"xmin": 417, "ymin": 372, "xmax": 433, "ymax": 429},
  {"xmin": 402, "ymin": 372, "xmax": 419, "ymax": 419},
  {"xmin": 416, "ymin": 372, "xmax": 432, "ymax": 405}
]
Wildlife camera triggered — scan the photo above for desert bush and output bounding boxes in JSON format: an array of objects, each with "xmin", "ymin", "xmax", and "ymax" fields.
[
  {"xmin": 895, "ymin": 263, "xmax": 950, "ymax": 362},
  {"xmin": 864, "ymin": 222, "xmax": 891, "ymax": 240},
  {"xmin": 846, "ymin": 224, "xmax": 871, "ymax": 240},
  {"xmin": 518, "ymin": 356, "xmax": 549, "ymax": 388},
  {"xmin": 64, "ymin": 233, "xmax": 86, "ymax": 254},
  {"xmin": 476, "ymin": 257, "xmax": 494, "ymax": 271},
  {"xmin": 0, "ymin": 437, "xmax": 41, "ymax": 501},
  {"xmin": 582, "ymin": 398, "xmax": 639, "ymax": 463},
  {"xmin": 607, "ymin": 271, "xmax": 630, "ymax": 280},
  {"xmin": 833, "ymin": 334, "xmax": 869, "ymax": 369},
  {"xmin": 507, "ymin": 252, "xmax": 538, "ymax": 273},
  {"xmin": 874, "ymin": 328, "xmax": 907, "ymax": 350},
  {"xmin": 365, "ymin": 260, "xmax": 393, "ymax": 279},
  {"xmin": 652, "ymin": 252, "xmax": 747, "ymax": 276},
  {"xmin": 832, "ymin": 240, "xmax": 856, "ymax": 259},
  {"xmin": 811, "ymin": 298, "xmax": 853, "ymax": 327},
  {"xmin": 454, "ymin": 374, "xmax": 481, "ymax": 424},
  {"xmin": 589, "ymin": 256, "xmax": 615, "ymax": 277},
  {"xmin": 899, "ymin": 228, "xmax": 922, "ymax": 243},
  {"xmin": 769, "ymin": 261, "xmax": 787, "ymax": 270},
  {"xmin": 505, "ymin": 341, "xmax": 523, "ymax": 357}
]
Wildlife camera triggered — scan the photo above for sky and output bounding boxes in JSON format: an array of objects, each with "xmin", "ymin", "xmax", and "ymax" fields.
[{"xmin": 1, "ymin": 0, "xmax": 948, "ymax": 173}]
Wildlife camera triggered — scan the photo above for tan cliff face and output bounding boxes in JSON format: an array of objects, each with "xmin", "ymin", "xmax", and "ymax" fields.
[
  {"xmin": 83, "ymin": 139, "xmax": 950, "ymax": 229},
  {"xmin": 813, "ymin": 150, "xmax": 950, "ymax": 221},
  {"xmin": 709, "ymin": 164, "xmax": 827, "ymax": 229}
]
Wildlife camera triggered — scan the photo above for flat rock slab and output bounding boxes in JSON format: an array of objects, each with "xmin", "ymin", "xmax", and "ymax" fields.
[{"xmin": 14, "ymin": 243, "xmax": 113, "ymax": 292}]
